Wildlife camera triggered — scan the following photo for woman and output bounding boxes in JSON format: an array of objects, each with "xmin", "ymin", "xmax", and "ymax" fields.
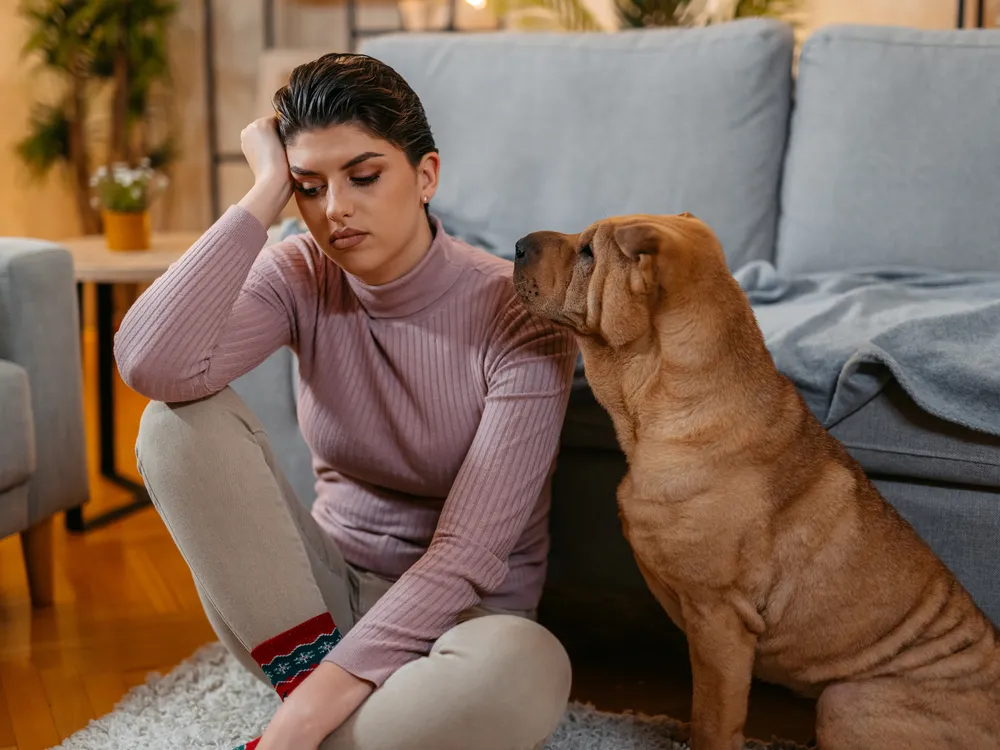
[{"xmin": 115, "ymin": 52, "xmax": 578, "ymax": 750}]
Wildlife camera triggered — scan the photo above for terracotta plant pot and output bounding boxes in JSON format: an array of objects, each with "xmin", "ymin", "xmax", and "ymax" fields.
[{"xmin": 102, "ymin": 210, "xmax": 151, "ymax": 251}]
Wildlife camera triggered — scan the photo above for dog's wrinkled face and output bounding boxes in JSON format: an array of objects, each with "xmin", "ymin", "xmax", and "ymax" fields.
[{"xmin": 513, "ymin": 212, "xmax": 713, "ymax": 348}]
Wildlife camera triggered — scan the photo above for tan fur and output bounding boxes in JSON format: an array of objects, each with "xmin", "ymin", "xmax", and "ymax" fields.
[{"xmin": 513, "ymin": 213, "xmax": 1000, "ymax": 750}]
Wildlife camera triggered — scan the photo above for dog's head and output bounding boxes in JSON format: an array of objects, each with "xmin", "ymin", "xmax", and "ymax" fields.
[{"xmin": 513, "ymin": 212, "xmax": 729, "ymax": 348}]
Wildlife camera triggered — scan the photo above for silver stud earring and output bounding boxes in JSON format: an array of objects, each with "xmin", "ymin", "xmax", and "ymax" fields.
[{"xmin": 422, "ymin": 196, "xmax": 429, "ymax": 204}]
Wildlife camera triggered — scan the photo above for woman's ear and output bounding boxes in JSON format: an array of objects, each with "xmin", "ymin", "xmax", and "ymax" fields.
[{"xmin": 417, "ymin": 151, "xmax": 440, "ymax": 203}]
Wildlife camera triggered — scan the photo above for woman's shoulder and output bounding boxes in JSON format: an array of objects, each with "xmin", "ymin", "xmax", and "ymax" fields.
[
  {"xmin": 441, "ymin": 232, "xmax": 574, "ymax": 347},
  {"xmin": 444, "ymin": 236, "xmax": 525, "ymax": 322},
  {"xmin": 445, "ymin": 232, "xmax": 516, "ymax": 293}
]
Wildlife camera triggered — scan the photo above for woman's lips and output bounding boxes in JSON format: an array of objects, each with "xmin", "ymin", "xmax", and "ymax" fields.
[{"xmin": 330, "ymin": 230, "xmax": 368, "ymax": 250}]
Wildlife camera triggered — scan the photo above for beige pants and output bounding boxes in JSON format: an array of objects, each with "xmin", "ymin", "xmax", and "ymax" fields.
[{"xmin": 135, "ymin": 386, "xmax": 571, "ymax": 750}]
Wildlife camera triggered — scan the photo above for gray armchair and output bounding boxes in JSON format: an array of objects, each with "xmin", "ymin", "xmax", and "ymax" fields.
[{"xmin": 0, "ymin": 238, "xmax": 89, "ymax": 606}]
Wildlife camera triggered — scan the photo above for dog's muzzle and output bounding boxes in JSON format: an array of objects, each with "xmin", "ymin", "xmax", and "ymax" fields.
[
  {"xmin": 514, "ymin": 234, "xmax": 548, "ymax": 269},
  {"xmin": 514, "ymin": 237, "xmax": 531, "ymax": 263}
]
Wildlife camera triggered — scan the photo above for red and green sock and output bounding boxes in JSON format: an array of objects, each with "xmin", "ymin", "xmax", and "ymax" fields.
[{"xmin": 233, "ymin": 612, "xmax": 342, "ymax": 750}]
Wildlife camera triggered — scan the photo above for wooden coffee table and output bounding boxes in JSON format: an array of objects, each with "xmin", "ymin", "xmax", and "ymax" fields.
[{"xmin": 62, "ymin": 232, "xmax": 203, "ymax": 531}]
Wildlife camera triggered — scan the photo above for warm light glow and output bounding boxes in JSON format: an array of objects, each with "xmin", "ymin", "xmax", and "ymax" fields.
[{"xmin": 465, "ymin": 0, "xmax": 487, "ymax": 8}]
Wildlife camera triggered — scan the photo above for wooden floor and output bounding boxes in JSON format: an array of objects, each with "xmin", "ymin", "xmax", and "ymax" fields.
[
  {"xmin": 0, "ymin": 320, "xmax": 217, "ymax": 750},
  {"xmin": 0, "ymin": 308, "xmax": 816, "ymax": 749}
]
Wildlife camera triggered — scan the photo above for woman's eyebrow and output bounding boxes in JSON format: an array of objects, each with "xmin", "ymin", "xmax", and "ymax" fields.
[
  {"xmin": 342, "ymin": 152, "xmax": 384, "ymax": 169},
  {"xmin": 289, "ymin": 152, "xmax": 385, "ymax": 176}
]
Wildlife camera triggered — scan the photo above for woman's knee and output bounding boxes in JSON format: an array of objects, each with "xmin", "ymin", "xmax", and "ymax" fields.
[
  {"xmin": 136, "ymin": 386, "xmax": 263, "ymax": 468},
  {"xmin": 135, "ymin": 386, "xmax": 272, "ymax": 520},
  {"xmin": 443, "ymin": 614, "xmax": 572, "ymax": 736},
  {"xmin": 327, "ymin": 615, "xmax": 571, "ymax": 750},
  {"xmin": 434, "ymin": 614, "xmax": 571, "ymax": 702}
]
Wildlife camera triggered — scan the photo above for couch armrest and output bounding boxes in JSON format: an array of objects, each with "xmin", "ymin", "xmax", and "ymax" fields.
[{"xmin": 0, "ymin": 239, "xmax": 89, "ymax": 524}]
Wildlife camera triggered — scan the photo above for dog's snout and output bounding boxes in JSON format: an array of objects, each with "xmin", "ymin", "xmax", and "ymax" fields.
[
  {"xmin": 514, "ymin": 237, "xmax": 529, "ymax": 261},
  {"xmin": 514, "ymin": 235, "xmax": 540, "ymax": 266},
  {"xmin": 515, "ymin": 232, "xmax": 554, "ymax": 265}
]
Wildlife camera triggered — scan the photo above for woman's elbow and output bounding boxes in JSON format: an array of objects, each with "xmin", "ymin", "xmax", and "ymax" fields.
[{"xmin": 114, "ymin": 342, "xmax": 210, "ymax": 404}]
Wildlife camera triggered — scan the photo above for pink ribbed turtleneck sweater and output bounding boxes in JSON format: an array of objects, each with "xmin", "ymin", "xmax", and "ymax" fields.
[{"xmin": 114, "ymin": 205, "xmax": 577, "ymax": 687}]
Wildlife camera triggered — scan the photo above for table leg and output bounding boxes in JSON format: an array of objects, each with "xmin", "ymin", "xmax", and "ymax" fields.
[{"xmin": 66, "ymin": 282, "xmax": 152, "ymax": 533}]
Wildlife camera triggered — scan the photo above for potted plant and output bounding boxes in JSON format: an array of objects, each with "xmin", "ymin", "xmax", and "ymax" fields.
[
  {"xmin": 15, "ymin": 0, "xmax": 178, "ymax": 235},
  {"xmin": 90, "ymin": 159, "xmax": 168, "ymax": 250},
  {"xmin": 485, "ymin": 0, "xmax": 797, "ymax": 31},
  {"xmin": 617, "ymin": 0, "xmax": 801, "ymax": 29}
]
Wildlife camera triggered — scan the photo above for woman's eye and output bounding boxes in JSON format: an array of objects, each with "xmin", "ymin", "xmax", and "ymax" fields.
[
  {"xmin": 351, "ymin": 173, "xmax": 381, "ymax": 187},
  {"xmin": 294, "ymin": 184, "xmax": 322, "ymax": 197}
]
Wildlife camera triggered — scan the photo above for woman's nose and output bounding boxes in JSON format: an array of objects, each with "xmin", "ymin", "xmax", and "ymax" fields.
[{"xmin": 325, "ymin": 189, "xmax": 352, "ymax": 222}]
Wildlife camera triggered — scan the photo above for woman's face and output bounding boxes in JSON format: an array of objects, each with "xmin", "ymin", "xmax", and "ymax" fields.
[{"xmin": 285, "ymin": 122, "xmax": 439, "ymax": 285}]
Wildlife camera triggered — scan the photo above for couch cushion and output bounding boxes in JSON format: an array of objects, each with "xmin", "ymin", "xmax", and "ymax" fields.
[
  {"xmin": 563, "ymin": 373, "xmax": 1000, "ymax": 491},
  {"xmin": 873, "ymin": 478, "xmax": 1000, "ymax": 628},
  {"xmin": 361, "ymin": 20, "xmax": 794, "ymax": 269},
  {"xmin": 776, "ymin": 24, "xmax": 1000, "ymax": 275},
  {"xmin": 561, "ymin": 373, "xmax": 619, "ymax": 452},
  {"xmin": 0, "ymin": 359, "xmax": 34, "ymax": 494},
  {"xmin": 830, "ymin": 380, "xmax": 1000, "ymax": 489}
]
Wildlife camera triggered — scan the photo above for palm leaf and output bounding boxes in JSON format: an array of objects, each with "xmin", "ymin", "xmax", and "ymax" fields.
[
  {"xmin": 16, "ymin": 102, "xmax": 71, "ymax": 178},
  {"xmin": 491, "ymin": 0, "xmax": 603, "ymax": 30}
]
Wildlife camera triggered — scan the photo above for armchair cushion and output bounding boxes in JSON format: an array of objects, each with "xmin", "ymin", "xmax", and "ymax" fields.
[
  {"xmin": 0, "ymin": 358, "xmax": 34, "ymax": 493},
  {"xmin": 0, "ymin": 239, "xmax": 88, "ymax": 525}
]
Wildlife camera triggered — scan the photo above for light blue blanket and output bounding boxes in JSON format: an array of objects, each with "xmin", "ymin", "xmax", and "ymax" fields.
[{"xmin": 734, "ymin": 262, "xmax": 1000, "ymax": 437}]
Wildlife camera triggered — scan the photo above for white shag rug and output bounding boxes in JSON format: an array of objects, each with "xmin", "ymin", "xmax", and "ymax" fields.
[{"xmin": 54, "ymin": 643, "xmax": 807, "ymax": 750}]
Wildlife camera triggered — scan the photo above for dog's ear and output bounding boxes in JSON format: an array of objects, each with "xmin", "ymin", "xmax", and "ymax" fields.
[
  {"xmin": 614, "ymin": 223, "xmax": 666, "ymax": 260},
  {"xmin": 614, "ymin": 223, "xmax": 666, "ymax": 296}
]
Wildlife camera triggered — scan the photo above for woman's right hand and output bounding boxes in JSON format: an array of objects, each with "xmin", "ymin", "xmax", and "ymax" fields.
[
  {"xmin": 237, "ymin": 116, "xmax": 294, "ymax": 229},
  {"xmin": 242, "ymin": 117, "xmax": 290, "ymax": 184}
]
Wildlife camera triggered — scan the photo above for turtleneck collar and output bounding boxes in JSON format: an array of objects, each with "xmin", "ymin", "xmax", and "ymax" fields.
[{"xmin": 344, "ymin": 215, "xmax": 463, "ymax": 319}]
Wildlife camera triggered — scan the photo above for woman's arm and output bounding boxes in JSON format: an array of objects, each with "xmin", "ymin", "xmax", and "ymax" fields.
[
  {"xmin": 321, "ymin": 299, "xmax": 578, "ymax": 688},
  {"xmin": 256, "ymin": 661, "xmax": 373, "ymax": 750},
  {"xmin": 114, "ymin": 119, "xmax": 298, "ymax": 403}
]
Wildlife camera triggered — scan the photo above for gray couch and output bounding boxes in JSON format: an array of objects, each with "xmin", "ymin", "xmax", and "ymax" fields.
[
  {"xmin": 232, "ymin": 21, "xmax": 1000, "ymax": 641},
  {"xmin": 0, "ymin": 239, "xmax": 89, "ymax": 606}
]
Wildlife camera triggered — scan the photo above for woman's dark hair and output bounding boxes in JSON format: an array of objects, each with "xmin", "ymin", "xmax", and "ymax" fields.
[{"xmin": 272, "ymin": 52, "xmax": 437, "ymax": 169}]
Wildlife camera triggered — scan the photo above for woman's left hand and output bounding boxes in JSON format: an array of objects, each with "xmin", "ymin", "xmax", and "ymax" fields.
[{"xmin": 257, "ymin": 662, "xmax": 374, "ymax": 750}]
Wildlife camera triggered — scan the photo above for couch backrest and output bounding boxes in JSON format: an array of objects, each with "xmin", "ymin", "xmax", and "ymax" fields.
[
  {"xmin": 776, "ymin": 24, "xmax": 1000, "ymax": 275},
  {"xmin": 362, "ymin": 20, "xmax": 794, "ymax": 270}
]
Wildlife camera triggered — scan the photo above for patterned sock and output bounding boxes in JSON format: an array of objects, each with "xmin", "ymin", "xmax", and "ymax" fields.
[
  {"xmin": 252, "ymin": 612, "xmax": 343, "ymax": 700},
  {"xmin": 233, "ymin": 612, "xmax": 342, "ymax": 749}
]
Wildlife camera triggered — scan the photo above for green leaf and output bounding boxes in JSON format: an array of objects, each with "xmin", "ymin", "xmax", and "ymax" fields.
[
  {"xmin": 15, "ymin": 102, "xmax": 71, "ymax": 179},
  {"xmin": 146, "ymin": 136, "xmax": 178, "ymax": 170},
  {"xmin": 491, "ymin": 0, "xmax": 602, "ymax": 30},
  {"xmin": 614, "ymin": 0, "xmax": 681, "ymax": 27}
]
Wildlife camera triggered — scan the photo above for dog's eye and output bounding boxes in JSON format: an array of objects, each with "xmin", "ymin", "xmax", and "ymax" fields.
[{"xmin": 579, "ymin": 243, "xmax": 593, "ymax": 260}]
